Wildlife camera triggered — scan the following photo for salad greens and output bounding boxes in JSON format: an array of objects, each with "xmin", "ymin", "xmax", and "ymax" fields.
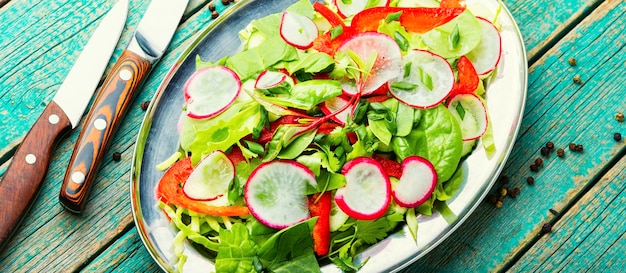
[{"xmin": 157, "ymin": 0, "xmax": 502, "ymax": 272}]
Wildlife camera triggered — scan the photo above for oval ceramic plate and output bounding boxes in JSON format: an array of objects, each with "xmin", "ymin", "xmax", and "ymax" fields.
[{"xmin": 131, "ymin": 0, "xmax": 527, "ymax": 272}]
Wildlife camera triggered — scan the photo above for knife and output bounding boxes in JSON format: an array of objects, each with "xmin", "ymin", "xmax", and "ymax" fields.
[
  {"xmin": 0, "ymin": 0, "xmax": 128, "ymax": 249},
  {"xmin": 59, "ymin": 0, "xmax": 189, "ymax": 213}
]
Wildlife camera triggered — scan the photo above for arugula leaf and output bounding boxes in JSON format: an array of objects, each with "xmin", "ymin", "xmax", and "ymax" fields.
[{"xmin": 215, "ymin": 223, "xmax": 259, "ymax": 273}]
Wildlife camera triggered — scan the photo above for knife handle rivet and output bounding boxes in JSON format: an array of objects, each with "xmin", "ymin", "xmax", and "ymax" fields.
[
  {"xmin": 48, "ymin": 114, "xmax": 60, "ymax": 125},
  {"xmin": 119, "ymin": 69, "xmax": 132, "ymax": 81},
  {"xmin": 71, "ymin": 172, "xmax": 86, "ymax": 184},
  {"xmin": 25, "ymin": 154, "xmax": 36, "ymax": 165},
  {"xmin": 94, "ymin": 118, "xmax": 107, "ymax": 131}
]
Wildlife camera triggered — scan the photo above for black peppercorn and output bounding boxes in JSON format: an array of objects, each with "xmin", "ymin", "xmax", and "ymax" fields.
[
  {"xmin": 540, "ymin": 147, "xmax": 549, "ymax": 156},
  {"xmin": 546, "ymin": 141, "xmax": 554, "ymax": 151},
  {"xmin": 527, "ymin": 176, "xmax": 535, "ymax": 185},
  {"xmin": 541, "ymin": 223, "xmax": 552, "ymax": 234},
  {"xmin": 569, "ymin": 143, "xmax": 577, "ymax": 151},
  {"xmin": 556, "ymin": 148, "xmax": 565, "ymax": 157},
  {"xmin": 141, "ymin": 101, "xmax": 150, "ymax": 111},
  {"xmin": 222, "ymin": 0, "xmax": 230, "ymax": 5},
  {"xmin": 498, "ymin": 175, "xmax": 509, "ymax": 185},
  {"xmin": 535, "ymin": 158, "xmax": 544, "ymax": 167},
  {"xmin": 530, "ymin": 164, "xmax": 539, "ymax": 172},
  {"xmin": 112, "ymin": 152, "xmax": 122, "ymax": 162},
  {"xmin": 211, "ymin": 11, "xmax": 219, "ymax": 19},
  {"xmin": 507, "ymin": 188, "xmax": 517, "ymax": 198},
  {"xmin": 208, "ymin": 2, "xmax": 216, "ymax": 11},
  {"xmin": 487, "ymin": 194, "xmax": 497, "ymax": 204},
  {"xmin": 614, "ymin": 133, "xmax": 622, "ymax": 142},
  {"xmin": 576, "ymin": 144, "xmax": 584, "ymax": 152}
]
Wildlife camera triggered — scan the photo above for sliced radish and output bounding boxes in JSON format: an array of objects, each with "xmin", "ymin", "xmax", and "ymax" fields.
[
  {"xmin": 388, "ymin": 49, "xmax": 454, "ymax": 109},
  {"xmin": 183, "ymin": 151, "xmax": 234, "ymax": 205},
  {"xmin": 337, "ymin": 32, "xmax": 402, "ymax": 96},
  {"xmin": 466, "ymin": 17, "xmax": 502, "ymax": 76},
  {"xmin": 334, "ymin": 0, "xmax": 389, "ymax": 18},
  {"xmin": 184, "ymin": 66, "xmax": 241, "ymax": 119},
  {"xmin": 255, "ymin": 70, "xmax": 291, "ymax": 90},
  {"xmin": 244, "ymin": 160, "xmax": 317, "ymax": 229},
  {"xmin": 392, "ymin": 156, "xmax": 437, "ymax": 208},
  {"xmin": 334, "ymin": 157, "xmax": 391, "ymax": 220},
  {"xmin": 446, "ymin": 93, "xmax": 488, "ymax": 141},
  {"xmin": 280, "ymin": 11, "xmax": 318, "ymax": 50},
  {"xmin": 320, "ymin": 95, "xmax": 352, "ymax": 125}
]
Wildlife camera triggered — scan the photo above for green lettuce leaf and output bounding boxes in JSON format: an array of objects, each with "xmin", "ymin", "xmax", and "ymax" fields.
[
  {"xmin": 180, "ymin": 100, "xmax": 261, "ymax": 164},
  {"xmin": 259, "ymin": 80, "xmax": 342, "ymax": 110},
  {"xmin": 215, "ymin": 223, "xmax": 259, "ymax": 273}
]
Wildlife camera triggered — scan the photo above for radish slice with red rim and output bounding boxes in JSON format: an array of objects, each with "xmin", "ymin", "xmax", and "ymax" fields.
[
  {"xmin": 466, "ymin": 17, "xmax": 502, "ymax": 76},
  {"xmin": 184, "ymin": 66, "xmax": 241, "ymax": 119},
  {"xmin": 392, "ymin": 156, "xmax": 437, "ymax": 208},
  {"xmin": 183, "ymin": 150, "xmax": 234, "ymax": 205},
  {"xmin": 446, "ymin": 93, "xmax": 488, "ymax": 141},
  {"xmin": 334, "ymin": 0, "xmax": 390, "ymax": 18},
  {"xmin": 320, "ymin": 95, "xmax": 351, "ymax": 125},
  {"xmin": 334, "ymin": 157, "xmax": 391, "ymax": 220},
  {"xmin": 255, "ymin": 70, "xmax": 291, "ymax": 90},
  {"xmin": 280, "ymin": 11, "xmax": 318, "ymax": 50},
  {"xmin": 337, "ymin": 32, "xmax": 402, "ymax": 96},
  {"xmin": 388, "ymin": 49, "xmax": 454, "ymax": 109},
  {"xmin": 244, "ymin": 160, "xmax": 317, "ymax": 229}
]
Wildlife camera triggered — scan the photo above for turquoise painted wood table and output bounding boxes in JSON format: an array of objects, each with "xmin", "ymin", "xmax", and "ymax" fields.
[{"xmin": 0, "ymin": 0, "xmax": 624, "ymax": 272}]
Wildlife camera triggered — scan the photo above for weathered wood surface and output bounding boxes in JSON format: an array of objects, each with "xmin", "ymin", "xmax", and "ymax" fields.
[{"xmin": 0, "ymin": 0, "xmax": 624, "ymax": 272}]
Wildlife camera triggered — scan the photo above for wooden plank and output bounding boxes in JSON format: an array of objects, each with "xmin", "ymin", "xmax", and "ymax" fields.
[
  {"xmin": 504, "ymin": 0, "xmax": 603, "ymax": 62},
  {"xmin": 81, "ymin": 227, "xmax": 162, "ymax": 272},
  {"xmin": 0, "ymin": 1, "xmax": 237, "ymax": 271},
  {"xmin": 510, "ymin": 155, "xmax": 626, "ymax": 272},
  {"xmin": 405, "ymin": 0, "xmax": 626, "ymax": 272}
]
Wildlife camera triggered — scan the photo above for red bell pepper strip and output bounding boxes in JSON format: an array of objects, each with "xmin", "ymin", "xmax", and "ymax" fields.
[
  {"xmin": 372, "ymin": 154, "xmax": 402, "ymax": 178},
  {"xmin": 450, "ymin": 56, "xmax": 479, "ymax": 95},
  {"xmin": 157, "ymin": 158, "xmax": 250, "ymax": 216},
  {"xmin": 351, "ymin": 7, "xmax": 465, "ymax": 34},
  {"xmin": 308, "ymin": 191, "xmax": 332, "ymax": 256},
  {"xmin": 313, "ymin": 1, "xmax": 345, "ymax": 28},
  {"xmin": 440, "ymin": 0, "xmax": 465, "ymax": 8}
]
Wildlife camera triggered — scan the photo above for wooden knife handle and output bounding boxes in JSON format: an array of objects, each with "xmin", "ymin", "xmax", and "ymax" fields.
[
  {"xmin": 59, "ymin": 50, "xmax": 151, "ymax": 213},
  {"xmin": 0, "ymin": 101, "xmax": 72, "ymax": 249}
]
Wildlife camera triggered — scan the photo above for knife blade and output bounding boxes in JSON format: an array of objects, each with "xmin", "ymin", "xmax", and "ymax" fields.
[
  {"xmin": 59, "ymin": 0, "xmax": 189, "ymax": 213},
  {"xmin": 0, "ymin": 0, "xmax": 128, "ymax": 250}
]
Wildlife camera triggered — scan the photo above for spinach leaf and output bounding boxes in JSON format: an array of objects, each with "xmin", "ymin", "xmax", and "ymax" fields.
[
  {"xmin": 258, "ymin": 220, "xmax": 321, "ymax": 272},
  {"xmin": 215, "ymin": 223, "xmax": 259, "ymax": 273},
  {"xmin": 406, "ymin": 104, "xmax": 462, "ymax": 182}
]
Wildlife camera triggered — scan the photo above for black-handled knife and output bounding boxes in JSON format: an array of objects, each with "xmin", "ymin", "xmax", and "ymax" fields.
[
  {"xmin": 59, "ymin": 0, "xmax": 190, "ymax": 213},
  {"xmin": 0, "ymin": 0, "xmax": 128, "ymax": 250}
]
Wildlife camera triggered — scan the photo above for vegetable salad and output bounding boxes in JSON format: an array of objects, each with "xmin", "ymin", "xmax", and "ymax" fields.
[{"xmin": 156, "ymin": 0, "xmax": 502, "ymax": 272}]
